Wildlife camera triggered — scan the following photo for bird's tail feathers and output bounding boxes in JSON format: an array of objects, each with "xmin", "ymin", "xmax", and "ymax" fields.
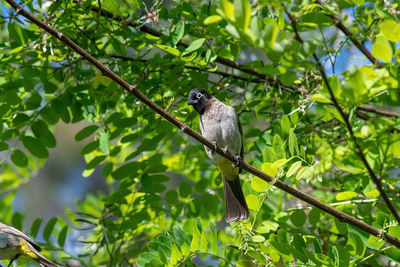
[
  {"xmin": 37, "ymin": 256, "xmax": 57, "ymax": 267},
  {"xmin": 222, "ymin": 176, "xmax": 250, "ymax": 223}
]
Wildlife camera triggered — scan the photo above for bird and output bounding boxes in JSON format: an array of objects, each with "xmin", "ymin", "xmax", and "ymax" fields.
[
  {"xmin": 0, "ymin": 221, "xmax": 57, "ymax": 267},
  {"xmin": 187, "ymin": 88, "xmax": 250, "ymax": 223}
]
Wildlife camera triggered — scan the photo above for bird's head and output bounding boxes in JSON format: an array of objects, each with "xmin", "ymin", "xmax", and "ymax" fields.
[{"xmin": 187, "ymin": 88, "xmax": 212, "ymax": 114}]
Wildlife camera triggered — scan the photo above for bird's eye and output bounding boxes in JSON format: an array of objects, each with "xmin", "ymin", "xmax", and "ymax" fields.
[{"xmin": 196, "ymin": 93, "xmax": 202, "ymax": 99}]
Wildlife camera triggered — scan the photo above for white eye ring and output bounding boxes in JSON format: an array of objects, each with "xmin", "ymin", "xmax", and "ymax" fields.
[{"xmin": 196, "ymin": 93, "xmax": 202, "ymax": 99}]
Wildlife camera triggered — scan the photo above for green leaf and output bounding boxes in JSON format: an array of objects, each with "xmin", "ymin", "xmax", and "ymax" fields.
[
  {"xmin": 288, "ymin": 128, "xmax": 299, "ymax": 156},
  {"xmin": 281, "ymin": 116, "xmax": 290, "ymax": 135},
  {"xmin": 40, "ymin": 106, "xmax": 59, "ymax": 125},
  {"xmin": 308, "ymin": 208, "xmax": 322, "ymax": 225},
  {"xmin": 336, "ymin": 191, "xmax": 357, "ymax": 201},
  {"xmin": 221, "ymin": 0, "xmax": 234, "ymax": 20},
  {"xmin": 286, "ymin": 161, "xmax": 301, "ymax": 177},
  {"xmin": 262, "ymin": 146, "xmax": 276, "ymax": 163},
  {"xmin": 200, "ymin": 225, "xmax": 208, "ymax": 251},
  {"xmin": 81, "ymin": 140, "xmax": 99, "ymax": 155},
  {"xmin": 246, "ymin": 194, "xmax": 259, "ymax": 211},
  {"xmin": 386, "ymin": 246, "xmax": 400, "ymax": 263},
  {"xmin": 102, "ymin": 163, "xmax": 113, "ymax": 177},
  {"xmin": 157, "ymin": 246, "xmax": 168, "ymax": 265},
  {"xmin": 310, "ymin": 93, "xmax": 332, "ymax": 103},
  {"xmin": 190, "ymin": 219, "xmax": 200, "ymax": 251},
  {"xmin": 86, "ymin": 155, "xmax": 107, "ymax": 170},
  {"xmin": 31, "ymin": 120, "xmax": 56, "ymax": 148},
  {"xmin": 204, "ymin": 15, "xmax": 223, "ymax": 25},
  {"xmin": 261, "ymin": 162, "xmax": 278, "ymax": 177},
  {"xmin": 346, "ymin": 232, "xmax": 365, "ymax": 258},
  {"xmin": 209, "ymin": 223, "xmax": 218, "ymax": 254},
  {"xmin": 58, "ymin": 225, "xmax": 68, "ymax": 247},
  {"xmin": 381, "ymin": 20, "xmax": 400, "ymax": 42},
  {"xmin": 280, "ymin": 71, "xmax": 297, "ymax": 86},
  {"xmin": 290, "ymin": 209, "xmax": 306, "ymax": 227},
  {"xmin": 99, "ymin": 130, "xmax": 109, "ymax": 155},
  {"xmin": 22, "ymin": 136, "xmax": 49, "ymax": 158},
  {"xmin": 252, "ymin": 235, "xmax": 265, "ymax": 243},
  {"xmin": 111, "ymin": 162, "xmax": 140, "ymax": 180},
  {"xmin": 247, "ymin": 249, "xmax": 267, "ymax": 264},
  {"xmin": 251, "ymin": 177, "xmax": 269, "ymax": 192},
  {"xmin": 182, "ymin": 38, "xmax": 206, "ymax": 55},
  {"xmin": 333, "ymin": 217, "xmax": 348, "ymax": 235},
  {"xmin": 155, "ymin": 44, "xmax": 180, "ymax": 56},
  {"xmin": 75, "ymin": 125, "xmax": 99, "ymax": 141},
  {"xmin": 296, "ymin": 166, "xmax": 313, "ymax": 180},
  {"xmin": 30, "ymin": 218, "xmax": 43, "ymax": 239},
  {"xmin": 234, "ymin": 0, "xmax": 251, "ymax": 30},
  {"xmin": 108, "ymin": 189, "xmax": 130, "ymax": 204},
  {"xmin": 367, "ymin": 234, "xmax": 385, "ymax": 249},
  {"xmin": 272, "ymin": 134, "xmax": 285, "ymax": 159},
  {"xmin": 263, "ymin": 18, "xmax": 279, "ymax": 48},
  {"xmin": 11, "ymin": 212, "xmax": 23, "ymax": 230},
  {"xmin": 43, "ymin": 217, "xmax": 58, "ymax": 241},
  {"xmin": 256, "ymin": 221, "xmax": 279, "ymax": 233},
  {"xmin": 165, "ymin": 190, "xmax": 178, "ymax": 206},
  {"xmin": 169, "ymin": 242, "xmax": 182, "ymax": 265},
  {"xmin": 371, "ymin": 36, "xmax": 392, "ymax": 62},
  {"xmin": 179, "ymin": 182, "xmax": 192, "ymax": 198},
  {"xmin": 11, "ymin": 149, "xmax": 28, "ymax": 167},
  {"xmin": 314, "ymin": 253, "xmax": 332, "ymax": 265},
  {"xmin": 389, "ymin": 225, "xmax": 400, "ymax": 238},
  {"xmin": 171, "ymin": 21, "xmax": 185, "ymax": 46}
]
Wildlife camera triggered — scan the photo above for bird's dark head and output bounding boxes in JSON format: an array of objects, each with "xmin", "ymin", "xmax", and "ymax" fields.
[{"xmin": 187, "ymin": 88, "xmax": 212, "ymax": 114}]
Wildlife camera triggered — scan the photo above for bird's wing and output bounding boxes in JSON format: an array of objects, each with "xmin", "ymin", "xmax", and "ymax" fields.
[
  {"xmin": 235, "ymin": 111, "xmax": 244, "ymax": 174},
  {"xmin": 0, "ymin": 222, "xmax": 42, "ymax": 252}
]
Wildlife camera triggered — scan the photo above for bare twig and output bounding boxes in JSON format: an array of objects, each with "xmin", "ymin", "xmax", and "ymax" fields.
[
  {"xmin": 70, "ymin": 0, "xmax": 298, "ymax": 92},
  {"xmin": 315, "ymin": 0, "xmax": 383, "ymax": 68},
  {"xmin": 358, "ymin": 106, "xmax": 400, "ymax": 118},
  {"xmin": 6, "ymin": 0, "xmax": 400, "ymax": 248},
  {"xmin": 284, "ymin": 6, "xmax": 400, "ymax": 225},
  {"xmin": 70, "ymin": 0, "xmax": 399, "ymax": 120},
  {"xmin": 111, "ymin": 55, "xmax": 269, "ymax": 85}
]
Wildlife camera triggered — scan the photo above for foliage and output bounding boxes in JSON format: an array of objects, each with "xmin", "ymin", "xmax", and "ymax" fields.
[{"xmin": 1, "ymin": 0, "xmax": 400, "ymax": 266}]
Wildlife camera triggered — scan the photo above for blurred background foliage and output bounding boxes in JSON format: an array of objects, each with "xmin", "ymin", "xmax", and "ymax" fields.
[{"xmin": 0, "ymin": 0, "xmax": 400, "ymax": 266}]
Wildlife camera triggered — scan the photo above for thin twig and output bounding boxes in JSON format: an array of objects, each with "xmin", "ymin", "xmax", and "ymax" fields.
[
  {"xmin": 72, "ymin": 0, "xmax": 398, "ymax": 119},
  {"xmin": 358, "ymin": 106, "xmax": 400, "ymax": 118},
  {"xmin": 315, "ymin": 0, "xmax": 383, "ymax": 68},
  {"xmin": 111, "ymin": 55, "xmax": 269, "ymax": 85},
  {"xmin": 284, "ymin": 6, "xmax": 400, "ymax": 225},
  {"xmin": 6, "ymin": 0, "xmax": 400, "ymax": 248}
]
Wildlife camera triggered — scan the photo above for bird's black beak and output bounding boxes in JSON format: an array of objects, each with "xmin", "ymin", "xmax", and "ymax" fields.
[{"xmin": 187, "ymin": 100, "xmax": 197, "ymax": 105}]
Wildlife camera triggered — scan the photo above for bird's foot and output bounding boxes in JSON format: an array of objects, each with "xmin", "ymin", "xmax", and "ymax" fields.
[
  {"xmin": 235, "ymin": 155, "xmax": 242, "ymax": 167},
  {"xmin": 212, "ymin": 141, "xmax": 218, "ymax": 151}
]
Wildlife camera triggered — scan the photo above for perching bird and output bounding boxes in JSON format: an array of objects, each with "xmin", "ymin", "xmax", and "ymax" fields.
[
  {"xmin": 0, "ymin": 222, "xmax": 57, "ymax": 267},
  {"xmin": 187, "ymin": 88, "xmax": 250, "ymax": 222}
]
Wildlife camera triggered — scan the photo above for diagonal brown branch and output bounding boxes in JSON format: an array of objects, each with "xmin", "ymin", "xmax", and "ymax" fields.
[
  {"xmin": 71, "ymin": 0, "xmax": 299, "ymax": 93},
  {"xmin": 315, "ymin": 0, "xmax": 383, "ymax": 68},
  {"xmin": 284, "ymin": 6, "xmax": 400, "ymax": 225},
  {"xmin": 70, "ymin": 0, "xmax": 400, "ymax": 120},
  {"xmin": 6, "ymin": 0, "xmax": 400, "ymax": 248},
  {"xmin": 110, "ymin": 55, "xmax": 279, "ymax": 88}
]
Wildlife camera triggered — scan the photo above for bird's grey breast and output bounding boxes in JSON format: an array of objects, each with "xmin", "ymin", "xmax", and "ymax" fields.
[{"xmin": 200, "ymin": 99, "xmax": 241, "ymax": 162}]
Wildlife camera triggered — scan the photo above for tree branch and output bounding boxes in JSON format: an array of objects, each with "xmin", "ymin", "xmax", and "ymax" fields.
[
  {"xmin": 6, "ymin": 0, "xmax": 400, "ymax": 248},
  {"xmin": 110, "ymin": 55, "xmax": 277, "ymax": 87},
  {"xmin": 284, "ymin": 6, "xmax": 400, "ymax": 225},
  {"xmin": 70, "ymin": 0, "xmax": 299, "ymax": 92},
  {"xmin": 315, "ymin": 0, "xmax": 383, "ymax": 68},
  {"xmin": 70, "ymin": 0, "xmax": 399, "ymax": 120},
  {"xmin": 357, "ymin": 106, "xmax": 400, "ymax": 118}
]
